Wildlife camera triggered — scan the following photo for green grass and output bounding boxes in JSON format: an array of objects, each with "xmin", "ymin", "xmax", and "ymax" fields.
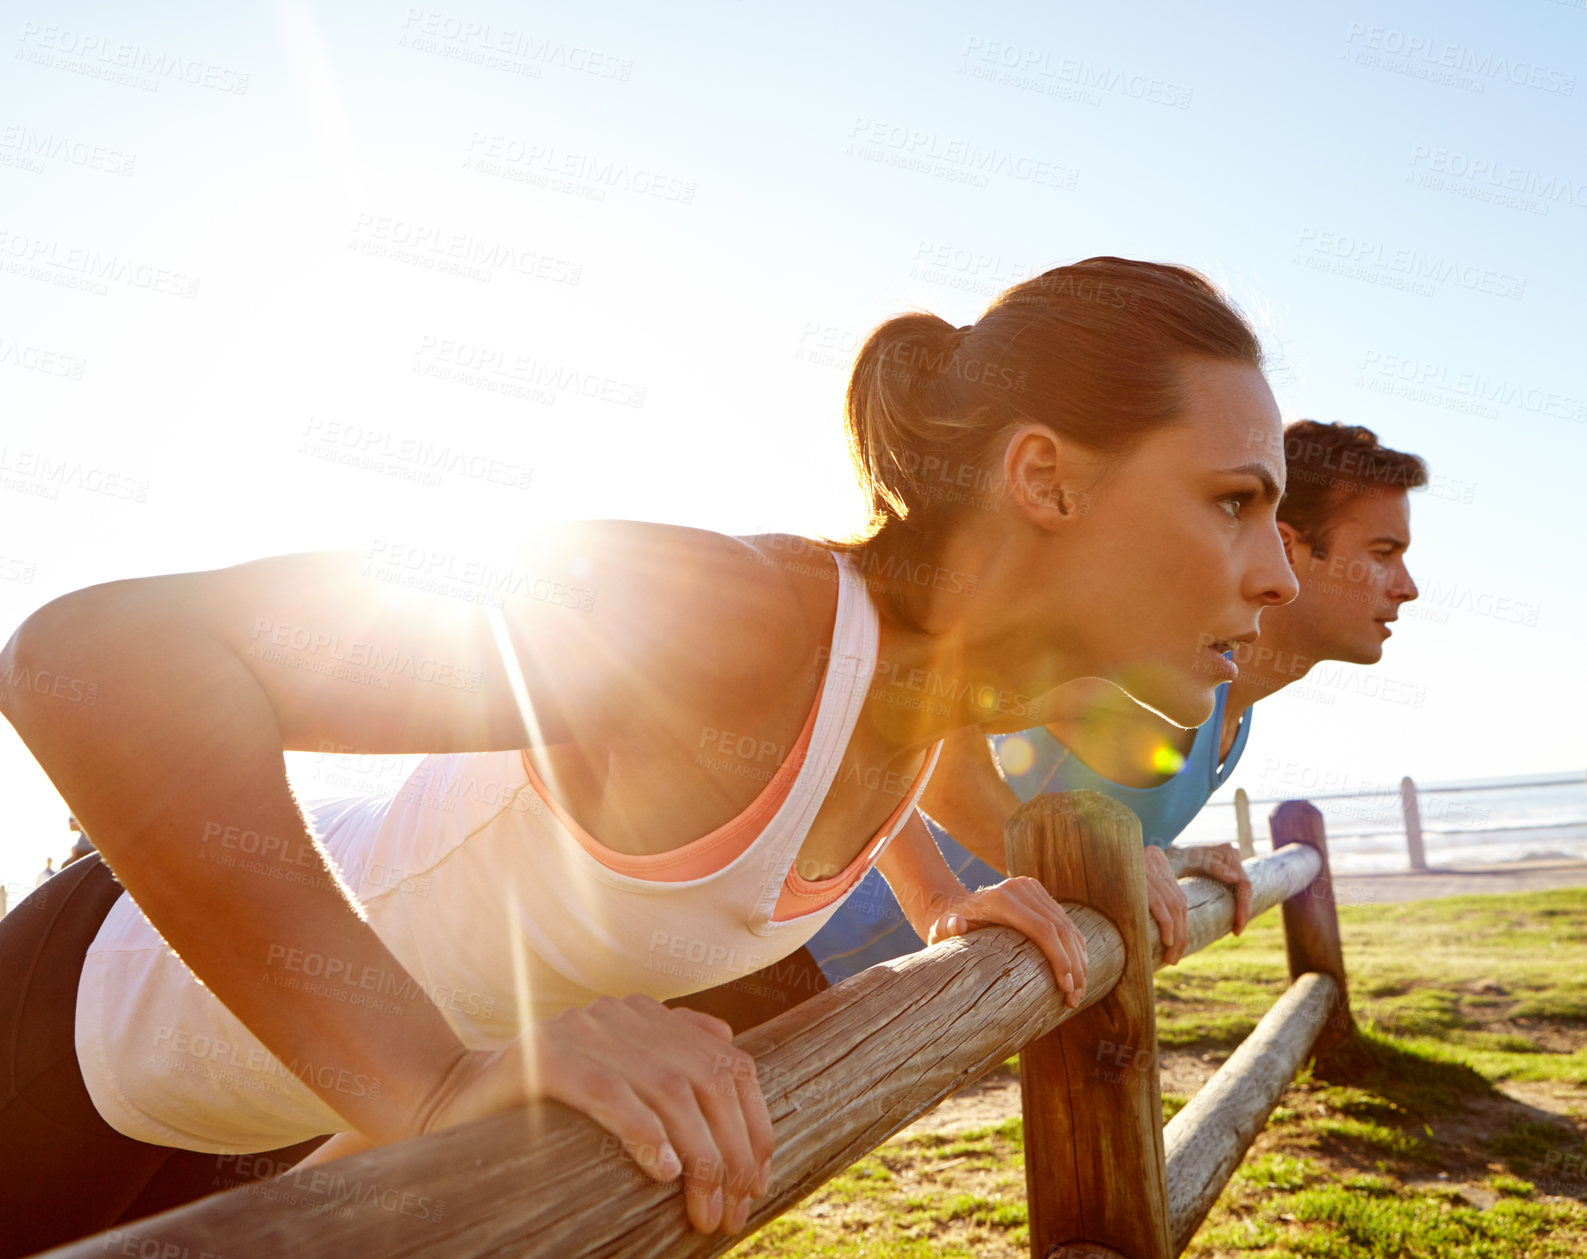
[
  {"xmin": 732, "ymin": 889, "xmax": 1587, "ymax": 1259},
  {"xmin": 1197, "ymin": 1180, "xmax": 1587, "ymax": 1256}
]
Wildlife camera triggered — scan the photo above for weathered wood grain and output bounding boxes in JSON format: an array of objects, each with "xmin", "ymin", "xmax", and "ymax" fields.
[
  {"xmin": 39, "ymin": 823, "xmax": 1322, "ymax": 1259},
  {"xmin": 1162, "ymin": 972, "xmax": 1338, "ymax": 1252},
  {"xmin": 1007, "ymin": 792, "xmax": 1172, "ymax": 1259},
  {"xmin": 1271, "ymin": 801, "xmax": 1353, "ymax": 1055}
]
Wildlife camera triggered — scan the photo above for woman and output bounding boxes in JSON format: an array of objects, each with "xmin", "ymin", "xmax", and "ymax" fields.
[{"xmin": 0, "ymin": 256, "xmax": 1296, "ymax": 1251}]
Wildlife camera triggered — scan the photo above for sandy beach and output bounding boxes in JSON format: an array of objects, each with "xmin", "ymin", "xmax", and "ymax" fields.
[{"xmin": 1331, "ymin": 856, "xmax": 1587, "ymax": 906}]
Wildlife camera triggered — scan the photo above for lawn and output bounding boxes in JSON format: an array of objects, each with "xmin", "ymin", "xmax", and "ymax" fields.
[{"xmin": 730, "ymin": 888, "xmax": 1587, "ymax": 1258}]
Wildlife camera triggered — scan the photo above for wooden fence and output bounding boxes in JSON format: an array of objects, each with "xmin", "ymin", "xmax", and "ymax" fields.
[{"xmin": 38, "ymin": 792, "xmax": 1349, "ymax": 1259}]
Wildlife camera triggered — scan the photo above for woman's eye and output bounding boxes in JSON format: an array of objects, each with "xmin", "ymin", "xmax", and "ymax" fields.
[{"xmin": 1219, "ymin": 495, "xmax": 1249, "ymax": 518}]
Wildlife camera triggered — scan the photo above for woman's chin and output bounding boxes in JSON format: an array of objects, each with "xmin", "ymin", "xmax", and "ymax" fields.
[{"xmin": 1115, "ymin": 668, "xmax": 1216, "ymax": 730}]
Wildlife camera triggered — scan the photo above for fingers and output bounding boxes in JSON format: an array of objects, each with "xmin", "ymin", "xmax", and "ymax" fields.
[
  {"xmin": 1146, "ymin": 874, "xmax": 1175, "ymax": 958},
  {"xmin": 622, "ymin": 1000, "xmax": 766, "ymax": 1235},
  {"xmin": 669, "ymin": 1005, "xmax": 775, "ymax": 1222},
  {"xmin": 948, "ymin": 878, "xmax": 1089, "ymax": 1007},
  {"xmin": 1144, "ymin": 863, "xmax": 1185, "ymax": 964},
  {"xmin": 531, "ymin": 996, "xmax": 772, "ymax": 1235},
  {"xmin": 1187, "ymin": 845, "xmax": 1253, "ymax": 935}
]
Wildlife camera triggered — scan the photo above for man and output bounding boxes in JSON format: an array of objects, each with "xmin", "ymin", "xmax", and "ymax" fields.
[
  {"xmin": 800, "ymin": 419, "xmax": 1425, "ymax": 986},
  {"xmin": 34, "ymin": 858, "xmax": 54, "ymax": 889}
]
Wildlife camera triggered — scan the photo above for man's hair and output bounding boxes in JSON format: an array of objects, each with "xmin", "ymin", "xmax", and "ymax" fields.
[{"xmin": 1279, "ymin": 420, "xmax": 1427, "ymax": 556}]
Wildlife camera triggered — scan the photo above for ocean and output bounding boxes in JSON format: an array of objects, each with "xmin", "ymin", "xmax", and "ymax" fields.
[{"xmin": 1179, "ymin": 772, "xmax": 1587, "ymax": 873}]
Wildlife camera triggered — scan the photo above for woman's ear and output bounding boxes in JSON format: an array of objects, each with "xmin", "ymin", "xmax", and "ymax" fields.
[{"xmin": 1003, "ymin": 425, "xmax": 1095, "ymax": 529}]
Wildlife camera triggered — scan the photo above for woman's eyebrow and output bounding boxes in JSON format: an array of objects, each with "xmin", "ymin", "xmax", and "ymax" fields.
[{"xmin": 1214, "ymin": 462, "xmax": 1281, "ymax": 503}]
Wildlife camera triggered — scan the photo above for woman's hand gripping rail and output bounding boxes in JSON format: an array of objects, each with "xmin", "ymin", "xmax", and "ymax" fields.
[{"xmin": 876, "ymin": 810, "xmax": 1089, "ymax": 1006}]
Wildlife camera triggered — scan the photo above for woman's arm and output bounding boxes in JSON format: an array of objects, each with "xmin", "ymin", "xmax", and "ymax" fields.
[
  {"xmin": 874, "ymin": 812, "xmax": 1089, "ymax": 1007},
  {"xmin": 0, "ymin": 550, "xmax": 515, "ymax": 1142},
  {"xmin": 914, "ymin": 723, "xmax": 1022, "ymax": 873},
  {"xmin": 0, "ymin": 526, "xmax": 794, "ymax": 1234}
]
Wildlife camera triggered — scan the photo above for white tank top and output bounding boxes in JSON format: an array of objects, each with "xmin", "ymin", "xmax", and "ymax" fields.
[{"xmin": 74, "ymin": 551, "xmax": 941, "ymax": 1152}]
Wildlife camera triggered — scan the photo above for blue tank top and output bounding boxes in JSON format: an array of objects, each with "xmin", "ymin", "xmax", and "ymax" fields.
[{"xmin": 805, "ymin": 683, "xmax": 1251, "ymax": 983}]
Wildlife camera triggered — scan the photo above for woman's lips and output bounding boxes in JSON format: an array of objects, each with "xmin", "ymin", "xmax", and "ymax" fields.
[{"xmin": 1204, "ymin": 644, "xmax": 1237, "ymax": 681}]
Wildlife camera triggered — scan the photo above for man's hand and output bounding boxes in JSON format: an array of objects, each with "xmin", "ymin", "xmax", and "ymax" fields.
[
  {"xmin": 1173, "ymin": 843, "xmax": 1253, "ymax": 937},
  {"xmin": 927, "ymin": 877, "xmax": 1090, "ymax": 1008},
  {"xmin": 1143, "ymin": 845, "xmax": 1191, "ymax": 964}
]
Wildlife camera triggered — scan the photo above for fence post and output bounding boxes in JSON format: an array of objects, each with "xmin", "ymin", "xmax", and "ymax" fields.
[
  {"xmin": 1270, "ymin": 801, "xmax": 1353, "ymax": 1055},
  {"xmin": 1234, "ymin": 788, "xmax": 1254, "ymax": 859},
  {"xmin": 1400, "ymin": 776, "xmax": 1427, "ymax": 871},
  {"xmin": 1006, "ymin": 791, "xmax": 1172, "ymax": 1259}
]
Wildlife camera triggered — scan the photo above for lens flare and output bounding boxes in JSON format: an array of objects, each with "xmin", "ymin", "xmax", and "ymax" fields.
[
  {"xmin": 999, "ymin": 734, "xmax": 1036, "ymax": 777},
  {"xmin": 1150, "ymin": 743, "xmax": 1187, "ymax": 777}
]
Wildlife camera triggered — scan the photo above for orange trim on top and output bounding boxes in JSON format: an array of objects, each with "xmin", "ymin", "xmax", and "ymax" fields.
[
  {"xmin": 770, "ymin": 743, "xmax": 939, "ymax": 922},
  {"xmin": 518, "ymin": 691, "xmax": 822, "ymax": 883}
]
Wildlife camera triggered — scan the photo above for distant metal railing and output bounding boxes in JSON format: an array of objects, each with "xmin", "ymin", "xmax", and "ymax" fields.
[{"xmin": 1226, "ymin": 771, "xmax": 1587, "ymax": 870}]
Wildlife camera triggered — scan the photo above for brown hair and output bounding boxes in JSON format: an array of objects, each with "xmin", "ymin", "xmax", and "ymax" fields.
[
  {"xmin": 1278, "ymin": 420, "xmax": 1428, "ymax": 556},
  {"xmin": 829, "ymin": 256, "xmax": 1265, "ymax": 626}
]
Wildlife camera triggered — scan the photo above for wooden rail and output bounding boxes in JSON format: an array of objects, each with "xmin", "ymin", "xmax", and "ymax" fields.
[{"xmin": 39, "ymin": 795, "xmax": 1342, "ymax": 1259}]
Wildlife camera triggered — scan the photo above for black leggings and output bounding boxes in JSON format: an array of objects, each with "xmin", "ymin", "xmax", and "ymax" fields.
[{"xmin": 0, "ymin": 856, "xmax": 325, "ymax": 1258}]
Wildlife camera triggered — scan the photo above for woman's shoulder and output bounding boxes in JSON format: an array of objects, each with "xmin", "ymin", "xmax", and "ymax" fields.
[{"xmin": 532, "ymin": 520, "xmax": 840, "ymax": 697}]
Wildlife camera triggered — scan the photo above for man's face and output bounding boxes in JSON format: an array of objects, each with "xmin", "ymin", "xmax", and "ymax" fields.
[{"xmin": 1284, "ymin": 490, "xmax": 1418, "ymax": 665}]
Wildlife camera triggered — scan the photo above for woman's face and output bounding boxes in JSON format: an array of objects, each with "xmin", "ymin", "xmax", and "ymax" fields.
[{"xmin": 1058, "ymin": 359, "xmax": 1298, "ymax": 727}]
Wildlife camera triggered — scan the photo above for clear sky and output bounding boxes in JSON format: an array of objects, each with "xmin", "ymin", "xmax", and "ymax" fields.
[{"xmin": 2, "ymin": 0, "xmax": 1584, "ymax": 896}]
